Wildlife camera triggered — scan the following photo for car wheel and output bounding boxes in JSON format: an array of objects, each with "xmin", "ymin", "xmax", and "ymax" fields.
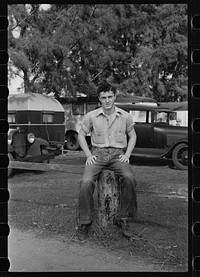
[
  {"xmin": 65, "ymin": 132, "xmax": 79, "ymax": 150},
  {"xmin": 172, "ymin": 143, "xmax": 188, "ymax": 170},
  {"xmin": 8, "ymin": 153, "xmax": 14, "ymax": 178}
]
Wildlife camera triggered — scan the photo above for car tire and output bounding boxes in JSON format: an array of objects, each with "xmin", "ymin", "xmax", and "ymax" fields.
[
  {"xmin": 172, "ymin": 143, "xmax": 188, "ymax": 170},
  {"xmin": 65, "ymin": 132, "xmax": 79, "ymax": 151},
  {"xmin": 8, "ymin": 153, "xmax": 14, "ymax": 178}
]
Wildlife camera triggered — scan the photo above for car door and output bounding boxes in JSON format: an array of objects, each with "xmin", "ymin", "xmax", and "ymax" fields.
[
  {"xmin": 132, "ymin": 110, "xmax": 154, "ymax": 148},
  {"xmin": 153, "ymin": 111, "xmax": 169, "ymax": 149},
  {"xmin": 134, "ymin": 123, "xmax": 154, "ymax": 148}
]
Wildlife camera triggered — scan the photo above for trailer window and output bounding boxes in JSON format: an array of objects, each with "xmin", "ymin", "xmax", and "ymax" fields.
[
  {"xmin": 8, "ymin": 113, "xmax": 16, "ymax": 123},
  {"xmin": 43, "ymin": 113, "xmax": 54, "ymax": 123}
]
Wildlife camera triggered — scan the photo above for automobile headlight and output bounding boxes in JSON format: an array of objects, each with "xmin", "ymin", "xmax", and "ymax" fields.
[{"xmin": 27, "ymin": 133, "xmax": 35, "ymax": 143}]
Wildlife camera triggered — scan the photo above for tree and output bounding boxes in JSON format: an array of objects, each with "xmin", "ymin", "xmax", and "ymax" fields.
[
  {"xmin": 8, "ymin": 4, "xmax": 188, "ymax": 101},
  {"xmin": 132, "ymin": 4, "xmax": 188, "ymax": 101}
]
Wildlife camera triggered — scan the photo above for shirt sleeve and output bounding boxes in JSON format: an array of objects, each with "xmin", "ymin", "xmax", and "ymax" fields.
[
  {"xmin": 80, "ymin": 112, "xmax": 92, "ymax": 134},
  {"xmin": 126, "ymin": 113, "xmax": 134, "ymax": 133}
]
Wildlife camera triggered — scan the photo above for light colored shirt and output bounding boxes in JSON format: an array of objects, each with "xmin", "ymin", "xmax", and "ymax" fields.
[{"xmin": 80, "ymin": 106, "xmax": 134, "ymax": 148}]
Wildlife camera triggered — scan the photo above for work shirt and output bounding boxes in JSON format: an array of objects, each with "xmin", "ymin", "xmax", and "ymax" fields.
[{"xmin": 80, "ymin": 106, "xmax": 134, "ymax": 149}]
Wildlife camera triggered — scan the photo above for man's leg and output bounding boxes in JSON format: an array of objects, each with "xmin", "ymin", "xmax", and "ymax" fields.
[
  {"xmin": 77, "ymin": 163, "xmax": 104, "ymax": 225},
  {"xmin": 78, "ymin": 147, "xmax": 110, "ymax": 223},
  {"xmin": 109, "ymin": 159, "xmax": 138, "ymax": 238},
  {"xmin": 76, "ymin": 149, "xmax": 107, "ymax": 240},
  {"xmin": 110, "ymin": 160, "xmax": 137, "ymax": 220}
]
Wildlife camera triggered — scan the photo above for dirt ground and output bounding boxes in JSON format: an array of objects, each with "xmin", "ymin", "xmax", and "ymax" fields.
[
  {"xmin": 9, "ymin": 228, "xmax": 158, "ymax": 272},
  {"xmin": 8, "ymin": 151, "xmax": 188, "ymax": 272}
]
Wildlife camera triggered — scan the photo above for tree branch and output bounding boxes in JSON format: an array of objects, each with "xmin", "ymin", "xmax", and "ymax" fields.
[
  {"xmin": 68, "ymin": 5, "xmax": 97, "ymax": 53},
  {"xmin": 90, "ymin": 69, "xmax": 104, "ymax": 81},
  {"xmin": 11, "ymin": 8, "xmax": 36, "ymax": 31},
  {"xmin": 10, "ymin": 71, "xmax": 24, "ymax": 80}
]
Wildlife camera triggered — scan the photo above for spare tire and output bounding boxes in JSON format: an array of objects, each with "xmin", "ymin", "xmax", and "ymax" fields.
[{"xmin": 65, "ymin": 132, "xmax": 80, "ymax": 150}]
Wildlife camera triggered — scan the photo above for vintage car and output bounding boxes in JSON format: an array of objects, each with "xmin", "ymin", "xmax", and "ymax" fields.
[
  {"xmin": 57, "ymin": 94, "xmax": 158, "ymax": 150},
  {"xmin": 7, "ymin": 127, "xmax": 61, "ymax": 177},
  {"xmin": 8, "ymin": 93, "xmax": 65, "ymax": 177},
  {"xmin": 116, "ymin": 103, "xmax": 188, "ymax": 170}
]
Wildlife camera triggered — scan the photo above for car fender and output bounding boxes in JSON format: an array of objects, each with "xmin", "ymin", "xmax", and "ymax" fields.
[
  {"xmin": 164, "ymin": 138, "xmax": 188, "ymax": 158},
  {"xmin": 28, "ymin": 138, "xmax": 49, "ymax": 157},
  {"xmin": 34, "ymin": 137, "xmax": 49, "ymax": 146}
]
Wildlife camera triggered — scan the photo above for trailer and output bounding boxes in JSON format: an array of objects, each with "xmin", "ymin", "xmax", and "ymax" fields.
[{"xmin": 8, "ymin": 93, "xmax": 65, "ymax": 177}]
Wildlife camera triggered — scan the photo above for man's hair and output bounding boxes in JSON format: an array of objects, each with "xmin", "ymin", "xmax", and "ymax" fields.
[{"xmin": 97, "ymin": 81, "xmax": 116, "ymax": 96}]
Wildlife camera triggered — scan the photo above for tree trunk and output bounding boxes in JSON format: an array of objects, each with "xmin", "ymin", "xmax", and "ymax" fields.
[
  {"xmin": 23, "ymin": 70, "xmax": 30, "ymax": 93},
  {"xmin": 97, "ymin": 170, "xmax": 121, "ymax": 228}
]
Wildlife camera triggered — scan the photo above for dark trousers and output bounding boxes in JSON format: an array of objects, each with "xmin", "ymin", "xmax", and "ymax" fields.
[{"xmin": 77, "ymin": 147, "xmax": 137, "ymax": 225}]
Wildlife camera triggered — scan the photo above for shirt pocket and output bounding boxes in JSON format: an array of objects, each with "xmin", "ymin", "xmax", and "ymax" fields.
[
  {"xmin": 93, "ymin": 131, "xmax": 106, "ymax": 144},
  {"xmin": 114, "ymin": 130, "xmax": 126, "ymax": 143}
]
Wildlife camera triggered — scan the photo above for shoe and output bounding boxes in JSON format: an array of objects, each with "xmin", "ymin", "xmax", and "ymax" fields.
[
  {"xmin": 76, "ymin": 224, "xmax": 90, "ymax": 241},
  {"xmin": 120, "ymin": 218, "xmax": 133, "ymax": 238},
  {"xmin": 120, "ymin": 219, "xmax": 140, "ymax": 240}
]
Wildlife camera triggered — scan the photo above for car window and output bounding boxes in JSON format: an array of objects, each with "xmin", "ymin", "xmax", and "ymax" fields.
[
  {"xmin": 86, "ymin": 103, "xmax": 99, "ymax": 113},
  {"xmin": 169, "ymin": 112, "xmax": 178, "ymax": 126},
  {"xmin": 130, "ymin": 110, "xmax": 151, "ymax": 123},
  {"xmin": 154, "ymin": 111, "xmax": 177, "ymax": 125},
  {"xmin": 72, "ymin": 103, "xmax": 84, "ymax": 115},
  {"xmin": 155, "ymin": 112, "xmax": 168, "ymax": 123},
  {"xmin": 8, "ymin": 113, "xmax": 16, "ymax": 123},
  {"xmin": 62, "ymin": 103, "xmax": 72, "ymax": 116}
]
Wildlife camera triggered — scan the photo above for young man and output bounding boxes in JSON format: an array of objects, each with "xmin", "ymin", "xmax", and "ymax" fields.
[{"xmin": 76, "ymin": 81, "xmax": 137, "ymax": 241}]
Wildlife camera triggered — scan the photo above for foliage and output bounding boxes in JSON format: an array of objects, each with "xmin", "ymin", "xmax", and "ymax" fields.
[{"xmin": 8, "ymin": 4, "xmax": 188, "ymax": 101}]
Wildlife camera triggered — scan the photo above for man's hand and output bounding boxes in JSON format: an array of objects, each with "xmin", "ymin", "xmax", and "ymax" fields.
[
  {"xmin": 119, "ymin": 154, "xmax": 129, "ymax": 163},
  {"xmin": 86, "ymin": 155, "xmax": 97, "ymax": 165}
]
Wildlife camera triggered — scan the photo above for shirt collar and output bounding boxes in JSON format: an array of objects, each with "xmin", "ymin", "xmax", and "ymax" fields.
[{"xmin": 95, "ymin": 106, "xmax": 121, "ymax": 117}]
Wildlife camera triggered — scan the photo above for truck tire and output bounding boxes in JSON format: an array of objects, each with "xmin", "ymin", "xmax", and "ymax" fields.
[
  {"xmin": 172, "ymin": 143, "xmax": 188, "ymax": 170},
  {"xmin": 8, "ymin": 153, "xmax": 14, "ymax": 178},
  {"xmin": 65, "ymin": 132, "xmax": 79, "ymax": 151}
]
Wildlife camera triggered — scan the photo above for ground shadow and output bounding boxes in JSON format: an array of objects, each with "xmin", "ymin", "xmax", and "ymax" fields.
[{"xmin": 130, "ymin": 156, "xmax": 173, "ymax": 168}]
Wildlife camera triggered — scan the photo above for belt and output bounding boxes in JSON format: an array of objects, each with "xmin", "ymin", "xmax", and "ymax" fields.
[{"xmin": 92, "ymin": 146, "xmax": 124, "ymax": 150}]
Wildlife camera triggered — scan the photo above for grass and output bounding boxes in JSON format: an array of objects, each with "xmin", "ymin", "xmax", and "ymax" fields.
[{"xmin": 8, "ymin": 156, "xmax": 188, "ymax": 271}]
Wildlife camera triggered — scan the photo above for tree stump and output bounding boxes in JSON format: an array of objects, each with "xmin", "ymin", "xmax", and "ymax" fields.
[{"xmin": 97, "ymin": 170, "xmax": 121, "ymax": 229}]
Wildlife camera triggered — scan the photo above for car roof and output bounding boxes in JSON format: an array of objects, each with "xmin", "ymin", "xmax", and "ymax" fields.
[
  {"xmin": 8, "ymin": 93, "xmax": 65, "ymax": 112},
  {"xmin": 116, "ymin": 103, "xmax": 169, "ymax": 111},
  {"xmin": 116, "ymin": 94, "xmax": 157, "ymax": 104},
  {"xmin": 116, "ymin": 102, "xmax": 187, "ymax": 112},
  {"xmin": 157, "ymin": 101, "xmax": 188, "ymax": 111}
]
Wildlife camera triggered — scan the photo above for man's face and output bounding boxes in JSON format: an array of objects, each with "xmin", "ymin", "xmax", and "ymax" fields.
[{"xmin": 98, "ymin": 91, "xmax": 116, "ymax": 111}]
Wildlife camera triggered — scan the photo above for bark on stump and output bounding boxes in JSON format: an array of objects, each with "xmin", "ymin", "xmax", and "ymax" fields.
[{"xmin": 97, "ymin": 170, "xmax": 121, "ymax": 229}]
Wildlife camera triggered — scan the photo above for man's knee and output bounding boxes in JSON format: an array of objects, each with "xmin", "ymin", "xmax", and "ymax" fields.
[
  {"xmin": 120, "ymin": 169, "xmax": 136, "ymax": 190},
  {"xmin": 80, "ymin": 174, "xmax": 94, "ymax": 190},
  {"xmin": 122, "ymin": 170, "xmax": 135, "ymax": 182}
]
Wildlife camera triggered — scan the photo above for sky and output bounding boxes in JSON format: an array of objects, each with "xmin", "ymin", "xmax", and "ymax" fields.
[{"xmin": 8, "ymin": 76, "xmax": 23, "ymax": 94}]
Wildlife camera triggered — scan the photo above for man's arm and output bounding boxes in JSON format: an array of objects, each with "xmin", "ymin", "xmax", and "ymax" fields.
[
  {"xmin": 78, "ymin": 129, "xmax": 97, "ymax": 165},
  {"xmin": 125, "ymin": 128, "xmax": 137, "ymax": 158},
  {"xmin": 119, "ymin": 128, "xmax": 137, "ymax": 163}
]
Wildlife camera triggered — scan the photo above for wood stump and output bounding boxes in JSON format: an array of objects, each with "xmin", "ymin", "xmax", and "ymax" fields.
[{"xmin": 97, "ymin": 170, "xmax": 121, "ymax": 229}]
